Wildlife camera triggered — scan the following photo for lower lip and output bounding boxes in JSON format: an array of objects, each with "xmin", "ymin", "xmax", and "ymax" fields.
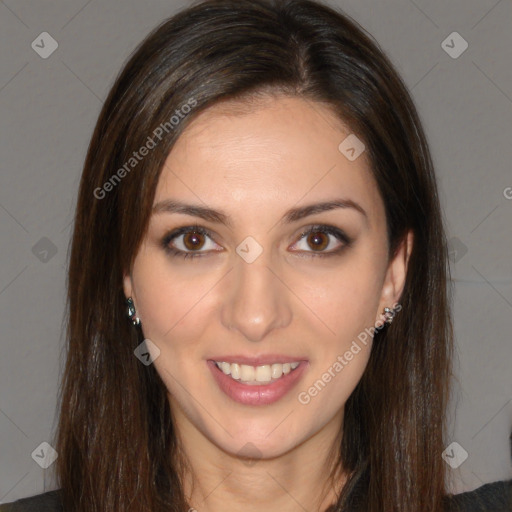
[{"xmin": 207, "ymin": 360, "xmax": 308, "ymax": 406}]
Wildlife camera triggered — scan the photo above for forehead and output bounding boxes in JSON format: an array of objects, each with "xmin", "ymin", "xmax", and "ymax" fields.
[{"xmin": 154, "ymin": 95, "xmax": 383, "ymax": 228}]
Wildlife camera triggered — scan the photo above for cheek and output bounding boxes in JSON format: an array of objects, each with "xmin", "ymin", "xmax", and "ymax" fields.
[
  {"xmin": 133, "ymin": 266, "xmax": 212, "ymax": 388},
  {"xmin": 295, "ymin": 327, "xmax": 372, "ymax": 427},
  {"xmin": 297, "ymin": 259, "xmax": 383, "ymax": 342},
  {"xmin": 130, "ymin": 255, "xmax": 174, "ymax": 333},
  {"xmin": 132, "ymin": 255, "xmax": 218, "ymax": 349}
]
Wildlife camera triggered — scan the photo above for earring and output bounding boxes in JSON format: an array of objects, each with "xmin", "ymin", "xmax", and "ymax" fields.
[
  {"xmin": 126, "ymin": 297, "xmax": 141, "ymax": 326},
  {"xmin": 382, "ymin": 306, "xmax": 397, "ymax": 325}
]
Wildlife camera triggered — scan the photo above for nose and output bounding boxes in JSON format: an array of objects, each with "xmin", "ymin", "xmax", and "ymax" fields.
[{"xmin": 220, "ymin": 253, "xmax": 292, "ymax": 342}]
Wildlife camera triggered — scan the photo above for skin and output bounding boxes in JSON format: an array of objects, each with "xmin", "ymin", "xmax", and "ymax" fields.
[{"xmin": 123, "ymin": 94, "xmax": 413, "ymax": 512}]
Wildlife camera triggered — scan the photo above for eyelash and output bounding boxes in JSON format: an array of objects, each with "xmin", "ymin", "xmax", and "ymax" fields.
[{"xmin": 161, "ymin": 224, "xmax": 353, "ymax": 260}]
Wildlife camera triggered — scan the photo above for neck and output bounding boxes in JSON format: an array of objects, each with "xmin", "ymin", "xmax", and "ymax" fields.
[{"xmin": 175, "ymin": 411, "xmax": 346, "ymax": 512}]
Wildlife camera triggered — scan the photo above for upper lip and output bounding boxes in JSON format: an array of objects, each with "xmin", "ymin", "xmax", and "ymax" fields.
[{"xmin": 208, "ymin": 354, "xmax": 307, "ymax": 366}]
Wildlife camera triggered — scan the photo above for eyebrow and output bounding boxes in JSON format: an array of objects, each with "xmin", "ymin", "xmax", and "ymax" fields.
[{"xmin": 151, "ymin": 198, "xmax": 368, "ymax": 227}]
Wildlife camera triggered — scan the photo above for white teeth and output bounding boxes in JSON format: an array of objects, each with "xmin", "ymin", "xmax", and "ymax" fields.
[
  {"xmin": 271, "ymin": 363, "xmax": 282, "ymax": 379},
  {"xmin": 231, "ymin": 363, "xmax": 240, "ymax": 379},
  {"xmin": 255, "ymin": 365, "xmax": 269, "ymax": 382},
  {"xmin": 214, "ymin": 361, "xmax": 301, "ymax": 384},
  {"xmin": 240, "ymin": 365, "xmax": 255, "ymax": 381}
]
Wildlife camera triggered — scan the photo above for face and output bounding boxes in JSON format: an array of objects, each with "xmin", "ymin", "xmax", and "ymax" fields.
[{"xmin": 123, "ymin": 95, "xmax": 411, "ymax": 461}]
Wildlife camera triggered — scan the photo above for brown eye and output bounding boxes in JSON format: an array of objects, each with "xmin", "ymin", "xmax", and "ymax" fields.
[
  {"xmin": 162, "ymin": 225, "xmax": 221, "ymax": 259},
  {"xmin": 306, "ymin": 231, "xmax": 329, "ymax": 251},
  {"xmin": 183, "ymin": 231, "xmax": 206, "ymax": 251},
  {"xmin": 291, "ymin": 224, "xmax": 352, "ymax": 258}
]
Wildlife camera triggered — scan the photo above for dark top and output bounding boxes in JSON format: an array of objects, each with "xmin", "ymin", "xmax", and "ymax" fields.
[{"xmin": 1, "ymin": 480, "xmax": 510, "ymax": 511}]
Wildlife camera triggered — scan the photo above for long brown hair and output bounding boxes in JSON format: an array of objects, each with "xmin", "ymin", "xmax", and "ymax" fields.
[{"xmin": 53, "ymin": 0, "xmax": 454, "ymax": 510}]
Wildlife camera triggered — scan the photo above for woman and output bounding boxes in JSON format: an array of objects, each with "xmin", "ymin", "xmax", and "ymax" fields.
[{"xmin": 1, "ymin": 0, "xmax": 510, "ymax": 511}]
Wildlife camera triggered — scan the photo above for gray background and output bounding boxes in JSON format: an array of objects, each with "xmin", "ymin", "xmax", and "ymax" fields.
[{"xmin": 0, "ymin": 0, "xmax": 511, "ymax": 503}]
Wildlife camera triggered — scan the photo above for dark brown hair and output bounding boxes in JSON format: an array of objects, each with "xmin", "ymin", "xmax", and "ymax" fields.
[{"xmin": 53, "ymin": 0, "xmax": 454, "ymax": 510}]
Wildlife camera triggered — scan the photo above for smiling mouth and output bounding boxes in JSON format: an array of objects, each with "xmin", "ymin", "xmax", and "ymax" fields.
[{"xmin": 213, "ymin": 361, "xmax": 301, "ymax": 385}]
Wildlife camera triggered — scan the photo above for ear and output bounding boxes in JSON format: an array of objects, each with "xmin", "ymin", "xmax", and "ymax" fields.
[
  {"xmin": 375, "ymin": 230, "xmax": 413, "ymax": 325},
  {"xmin": 123, "ymin": 270, "xmax": 134, "ymax": 301}
]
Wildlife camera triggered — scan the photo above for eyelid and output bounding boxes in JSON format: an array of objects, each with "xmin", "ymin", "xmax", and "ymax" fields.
[
  {"xmin": 161, "ymin": 224, "xmax": 221, "ymax": 259},
  {"xmin": 290, "ymin": 224, "xmax": 352, "ymax": 253},
  {"xmin": 161, "ymin": 223, "xmax": 352, "ymax": 259}
]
